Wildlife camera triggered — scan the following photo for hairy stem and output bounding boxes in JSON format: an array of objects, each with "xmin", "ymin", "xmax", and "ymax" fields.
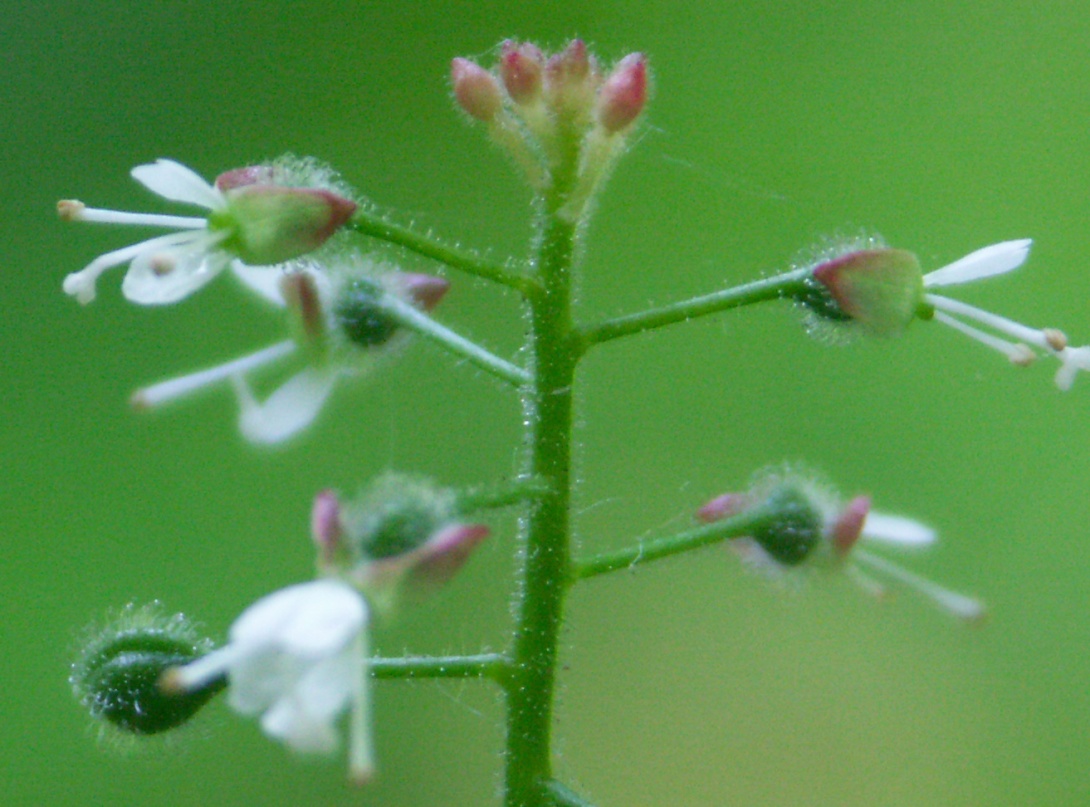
[
  {"xmin": 370, "ymin": 653, "xmax": 509, "ymax": 682},
  {"xmin": 347, "ymin": 209, "xmax": 534, "ymax": 293},
  {"xmin": 381, "ymin": 294, "xmax": 530, "ymax": 387},
  {"xmin": 505, "ymin": 161, "xmax": 582, "ymax": 805},
  {"xmin": 572, "ymin": 505, "xmax": 781, "ymax": 581},
  {"xmin": 573, "ymin": 267, "xmax": 813, "ymax": 353}
]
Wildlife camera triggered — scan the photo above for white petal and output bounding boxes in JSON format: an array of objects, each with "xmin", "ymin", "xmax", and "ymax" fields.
[
  {"xmin": 230, "ymin": 260, "xmax": 290, "ymax": 307},
  {"xmin": 121, "ymin": 232, "xmax": 231, "ymax": 305},
  {"xmin": 233, "ymin": 367, "xmax": 339, "ymax": 444},
  {"xmin": 261, "ymin": 696, "xmax": 340, "ymax": 753},
  {"xmin": 853, "ymin": 549, "xmax": 986, "ymax": 621},
  {"xmin": 861, "ymin": 512, "xmax": 936, "ymax": 547},
  {"xmin": 228, "ymin": 648, "xmax": 303, "ymax": 714},
  {"xmin": 1055, "ymin": 345, "xmax": 1090, "ymax": 391},
  {"xmin": 923, "ymin": 239, "xmax": 1032, "ymax": 287},
  {"xmin": 131, "ymin": 159, "xmax": 225, "ymax": 209},
  {"xmin": 63, "ymin": 230, "xmax": 205, "ymax": 305},
  {"xmin": 230, "ymin": 580, "xmax": 365, "ymax": 655},
  {"xmin": 294, "ymin": 651, "xmax": 359, "ymax": 720}
]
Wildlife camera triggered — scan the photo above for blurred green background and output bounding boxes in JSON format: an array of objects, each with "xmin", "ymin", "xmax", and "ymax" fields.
[{"xmin": 5, "ymin": 1, "xmax": 1090, "ymax": 804}]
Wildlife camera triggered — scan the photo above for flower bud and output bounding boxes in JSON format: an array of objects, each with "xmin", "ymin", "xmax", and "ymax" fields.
[
  {"xmin": 500, "ymin": 40, "xmax": 545, "ymax": 104},
  {"xmin": 451, "ymin": 58, "xmax": 504, "ymax": 122},
  {"xmin": 596, "ymin": 53, "xmax": 648, "ymax": 133},
  {"xmin": 71, "ymin": 604, "xmax": 222, "ymax": 737},
  {"xmin": 332, "ymin": 474, "xmax": 489, "ymax": 609},
  {"xmin": 809, "ymin": 248, "xmax": 925, "ymax": 336},
  {"xmin": 211, "ymin": 184, "xmax": 357, "ymax": 266}
]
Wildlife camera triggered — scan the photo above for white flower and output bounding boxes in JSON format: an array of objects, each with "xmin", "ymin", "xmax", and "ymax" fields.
[
  {"xmin": 60, "ymin": 158, "xmax": 355, "ymax": 305},
  {"xmin": 922, "ymin": 239, "xmax": 1090, "ymax": 388},
  {"xmin": 165, "ymin": 580, "xmax": 374, "ymax": 784},
  {"xmin": 699, "ymin": 475, "xmax": 985, "ymax": 621},
  {"xmin": 129, "ymin": 263, "xmax": 450, "ymax": 444}
]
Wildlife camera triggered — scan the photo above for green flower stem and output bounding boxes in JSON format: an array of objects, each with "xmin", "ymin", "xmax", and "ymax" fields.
[
  {"xmin": 380, "ymin": 295, "xmax": 530, "ymax": 387},
  {"xmin": 455, "ymin": 476, "xmax": 553, "ymax": 514},
  {"xmin": 572, "ymin": 504, "xmax": 781, "ymax": 582},
  {"xmin": 573, "ymin": 267, "xmax": 813, "ymax": 354},
  {"xmin": 347, "ymin": 209, "xmax": 534, "ymax": 293},
  {"xmin": 505, "ymin": 159, "xmax": 582, "ymax": 805},
  {"xmin": 370, "ymin": 653, "xmax": 509, "ymax": 682}
]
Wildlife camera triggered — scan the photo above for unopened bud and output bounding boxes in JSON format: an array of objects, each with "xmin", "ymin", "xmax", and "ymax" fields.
[
  {"xmin": 810, "ymin": 248, "xmax": 925, "ymax": 336},
  {"xmin": 597, "ymin": 53, "xmax": 648, "ymax": 133},
  {"xmin": 215, "ymin": 185, "xmax": 357, "ymax": 266},
  {"xmin": 500, "ymin": 40, "xmax": 545, "ymax": 103},
  {"xmin": 451, "ymin": 58, "xmax": 504, "ymax": 122}
]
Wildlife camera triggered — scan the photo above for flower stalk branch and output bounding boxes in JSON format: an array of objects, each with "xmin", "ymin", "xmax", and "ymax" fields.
[
  {"xmin": 573, "ymin": 267, "xmax": 813, "ymax": 353},
  {"xmin": 346, "ymin": 209, "xmax": 533, "ymax": 293},
  {"xmin": 378, "ymin": 294, "xmax": 530, "ymax": 387},
  {"xmin": 370, "ymin": 653, "xmax": 510, "ymax": 682},
  {"xmin": 572, "ymin": 505, "xmax": 782, "ymax": 581}
]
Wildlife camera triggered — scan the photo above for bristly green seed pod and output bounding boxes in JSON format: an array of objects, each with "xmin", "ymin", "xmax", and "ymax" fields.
[
  {"xmin": 71, "ymin": 603, "xmax": 223, "ymax": 737},
  {"xmin": 343, "ymin": 472, "xmax": 459, "ymax": 561},
  {"xmin": 333, "ymin": 277, "xmax": 401, "ymax": 348},
  {"xmin": 748, "ymin": 483, "xmax": 823, "ymax": 566}
]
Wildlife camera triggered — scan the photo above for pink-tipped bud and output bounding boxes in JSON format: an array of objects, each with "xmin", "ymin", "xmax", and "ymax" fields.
[
  {"xmin": 831, "ymin": 495, "xmax": 870, "ymax": 558},
  {"xmin": 311, "ymin": 489, "xmax": 346, "ymax": 565},
  {"xmin": 214, "ymin": 165, "xmax": 276, "ymax": 191},
  {"xmin": 500, "ymin": 40, "xmax": 544, "ymax": 103},
  {"xmin": 405, "ymin": 524, "xmax": 491, "ymax": 596},
  {"xmin": 392, "ymin": 272, "xmax": 450, "ymax": 312},
  {"xmin": 451, "ymin": 58, "xmax": 504, "ymax": 122},
  {"xmin": 223, "ymin": 185, "xmax": 357, "ymax": 266},
  {"xmin": 281, "ymin": 271, "xmax": 326, "ymax": 346},
  {"xmin": 696, "ymin": 493, "xmax": 752, "ymax": 523},
  {"xmin": 597, "ymin": 53, "xmax": 648, "ymax": 133},
  {"xmin": 811, "ymin": 248, "xmax": 924, "ymax": 337}
]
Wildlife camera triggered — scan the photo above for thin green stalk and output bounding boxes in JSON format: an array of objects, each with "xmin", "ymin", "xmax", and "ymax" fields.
[
  {"xmin": 573, "ymin": 267, "xmax": 813, "ymax": 354},
  {"xmin": 572, "ymin": 505, "xmax": 781, "ymax": 581},
  {"xmin": 347, "ymin": 209, "xmax": 534, "ymax": 293},
  {"xmin": 381, "ymin": 295, "xmax": 530, "ymax": 387},
  {"xmin": 454, "ymin": 476, "xmax": 553, "ymax": 514},
  {"xmin": 505, "ymin": 158, "xmax": 582, "ymax": 806},
  {"xmin": 370, "ymin": 653, "xmax": 509, "ymax": 682}
]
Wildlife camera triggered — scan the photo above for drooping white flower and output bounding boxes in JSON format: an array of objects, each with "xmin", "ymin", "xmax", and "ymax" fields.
[
  {"xmin": 60, "ymin": 158, "xmax": 356, "ymax": 305},
  {"xmin": 130, "ymin": 261, "xmax": 449, "ymax": 444},
  {"xmin": 164, "ymin": 580, "xmax": 374, "ymax": 784},
  {"xmin": 698, "ymin": 471, "xmax": 985, "ymax": 621},
  {"xmin": 812, "ymin": 238, "xmax": 1090, "ymax": 389}
]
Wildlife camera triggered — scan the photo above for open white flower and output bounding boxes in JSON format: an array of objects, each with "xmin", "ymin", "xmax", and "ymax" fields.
[
  {"xmin": 164, "ymin": 580, "xmax": 373, "ymax": 784},
  {"xmin": 813, "ymin": 238, "xmax": 1090, "ymax": 389},
  {"xmin": 699, "ymin": 473, "xmax": 986, "ymax": 621},
  {"xmin": 60, "ymin": 158, "xmax": 355, "ymax": 305},
  {"xmin": 130, "ymin": 261, "xmax": 450, "ymax": 444}
]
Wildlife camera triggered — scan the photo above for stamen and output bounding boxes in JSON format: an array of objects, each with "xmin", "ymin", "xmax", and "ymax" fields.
[
  {"xmin": 1044, "ymin": 328, "xmax": 1068, "ymax": 352},
  {"xmin": 131, "ymin": 340, "xmax": 296, "ymax": 408},
  {"xmin": 160, "ymin": 644, "xmax": 242, "ymax": 693},
  {"xmin": 57, "ymin": 199, "xmax": 85, "ymax": 221},
  {"xmin": 932, "ymin": 311, "xmax": 1036, "ymax": 366},
  {"xmin": 926, "ymin": 293, "xmax": 1051, "ymax": 349},
  {"xmin": 58, "ymin": 203, "xmax": 208, "ymax": 229},
  {"xmin": 150, "ymin": 255, "xmax": 175, "ymax": 276},
  {"xmin": 347, "ymin": 632, "xmax": 374, "ymax": 786},
  {"xmin": 853, "ymin": 549, "xmax": 986, "ymax": 622}
]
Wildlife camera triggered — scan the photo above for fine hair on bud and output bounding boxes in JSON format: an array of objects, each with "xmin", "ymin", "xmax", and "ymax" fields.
[
  {"xmin": 341, "ymin": 472, "xmax": 457, "ymax": 561},
  {"xmin": 789, "ymin": 232, "xmax": 889, "ymax": 345},
  {"xmin": 70, "ymin": 602, "xmax": 224, "ymax": 744}
]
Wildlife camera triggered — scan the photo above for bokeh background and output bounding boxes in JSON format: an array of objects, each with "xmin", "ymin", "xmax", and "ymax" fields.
[{"xmin": 5, "ymin": 1, "xmax": 1090, "ymax": 804}]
